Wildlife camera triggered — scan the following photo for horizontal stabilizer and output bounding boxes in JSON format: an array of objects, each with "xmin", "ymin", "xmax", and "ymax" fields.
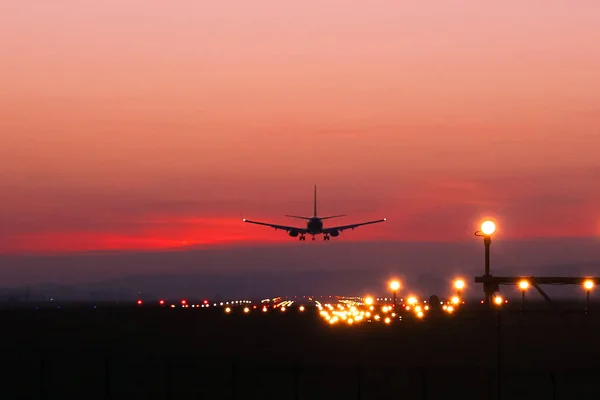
[
  {"xmin": 320, "ymin": 215, "xmax": 346, "ymax": 220},
  {"xmin": 285, "ymin": 215, "xmax": 311, "ymax": 220}
]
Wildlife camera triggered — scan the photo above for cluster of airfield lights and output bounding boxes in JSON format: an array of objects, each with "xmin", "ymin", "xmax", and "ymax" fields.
[{"xmin": 136, "ymin": 221, "xmax": 596, "ymax": 324}]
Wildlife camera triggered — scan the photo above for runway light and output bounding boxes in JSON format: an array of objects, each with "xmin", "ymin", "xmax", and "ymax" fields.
[
  {"xmin": 519, "ymin": 280, "xmax": 530, "ymax": 290},
  {"xmin": 481, "ymin": 220, "xmax": 496, "ymax": 236},
  {"xmin": 159, "ymin": 300, "xmax": 165, "ymax": 305},
  {"xmin": 389, "ymin": 281, "xmax": 401, "ymax": 291},
  {"xmin": 181, "ymin": 300, "xmax": 187, "ymax": 305},
  {"xmin": 299, "ymin": 306, "xmax": 305, "ymax": 312},
  {"xmin": 281, "ymin": 306, "xmax": 286, "ymax": 312},
  {"xmin": 417, "ymin": 311, "xmax": 424, "ymax": 318},
  {"xmin": 262, "ymin": 306, "xmax": 268, "ymax": 312},
  {"xmin": 137, "ymin": 300, "xmax": 142, "ymax": 305},
  {"xmin": 494, "ymin": 296, "xmax": 503, "ymax": 305},
  {"xmin": 584, "ymin": 279, "xmax": 594, "ymax": 290},
  {"xmin": 244, "ymin": 307, "xmax": 250, "ymax": 313},
  {"xmin": 454, "ymin": 279, "xmax": 465, "ymax": 290},
  {"xmin": 364, "ymin": 297, "xmax": 374, "ymax": 306},
  {"xmin": 451, "ymin": 296, "xmax": 460, "ymax": 305},
  {"xmin": 384, "ymin": 317, "xmax": 391, "ymax": 324},
  {"xmin": 225, "ymin": 307, "xmax": 231, "ymax": 313}
]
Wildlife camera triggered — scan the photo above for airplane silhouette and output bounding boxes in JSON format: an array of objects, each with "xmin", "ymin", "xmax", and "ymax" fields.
[{"xmin": 243, "ymin": 186, "xmax": 386, "ymax": 241}]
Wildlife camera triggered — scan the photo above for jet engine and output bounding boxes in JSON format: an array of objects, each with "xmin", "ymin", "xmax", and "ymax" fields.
[
  {"xmin": 329, "ymin": 229, "xmax": 339, "ymax": 237},
  {"xmin": 289, "ymin": 230, "xmax": 299, "ymax": 237}
]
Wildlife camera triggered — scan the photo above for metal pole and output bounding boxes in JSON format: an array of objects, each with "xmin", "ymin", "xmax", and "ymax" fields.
[
  {"xmin": 231, "ymin": 360, "xmax": 237, "ymax": 400},
  {"xmin": 586, "ymin": 291, "xmax": 590, "ymax": 315},
  {"xmin": 356, "ymin": 363, "xmax": 362, "ymax": 400},
  {"xmin": 393, "ymin": 291, "xmax": 397, "ymax": 311},
  {"xmin": 39, "ymin": 355, "xmax": 46, "ymax": 400},
  {"xmin": 550, "ymin": 372, "xmax": 557, "ymax": 400},
  {"xmin": 293, "ymin": 363, "xmax": 300, "ymax": 400},
  {"xmin": 105, "ymin": 357, "xmax": 110, "ymax": 399},
  {"xmin": 520, "ymin": 291, "xmax": 525, "ymax": 330},
  {"xmin": 497, "ymin": 311, "xmax": 502, "ymax": 400},
  {"xmin": 484, "ymin": 237, "xmax": 492, "ymax": 306}
]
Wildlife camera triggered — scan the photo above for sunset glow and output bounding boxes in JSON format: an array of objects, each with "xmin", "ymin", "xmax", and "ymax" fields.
[{"xmin": 1, "ymin": 1, "xmax": 600, "ymax": 255}]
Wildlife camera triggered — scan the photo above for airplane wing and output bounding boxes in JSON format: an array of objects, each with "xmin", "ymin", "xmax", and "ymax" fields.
[
  {"xmin": 323, "ymin": 218, "xmax": 386, "ymax": 234},
  {"xmin": 243, "ymin": 219, "xmax": 308, "ymax": 233}
]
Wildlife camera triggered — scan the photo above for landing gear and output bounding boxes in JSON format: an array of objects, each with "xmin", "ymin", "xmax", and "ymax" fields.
[
  {"xmin": 299, "ymin": 235, "xmax": 306, "ymax": 241},
  {"xmin": 324, "ymin": 235, "xmax": 330, "ymax": 241}
]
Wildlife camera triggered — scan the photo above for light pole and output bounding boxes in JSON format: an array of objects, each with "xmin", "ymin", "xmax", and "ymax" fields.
[
  {"xmin": 475, "ymin": 220, "xmax": 497, "ymax": 307},
  {"xmin": 389, "ymin": 281, "xmax": 401, "ymax": 310},
  {"xmin": 518, "ymin": 280, "xmax": 529, "ymax": 328},
  {"xmin": 454, "ymin": 279, "xmax": 465, "ymax": 300},
  {"xmin": 518, "ymin": 280, "xmax": 529, "ymax": 312},
  {"xmin": 584, "ymin": 279, "xmax": 594, "ymax": 315}
]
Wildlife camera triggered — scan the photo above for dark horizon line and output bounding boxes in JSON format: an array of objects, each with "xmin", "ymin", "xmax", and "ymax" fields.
[{"xmin": 1, "ymin": 234, "xmax": 598, "ymax": 258}]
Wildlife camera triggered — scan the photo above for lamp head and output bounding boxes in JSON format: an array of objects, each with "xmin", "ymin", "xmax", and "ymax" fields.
[
  {"xmin": 454, "ymin": 279, "xmax": 465, "ymax": 290},
  {"xmin": 390, "ymin": 281, "xmax": 401, "ymax": 291},
  {"xmin": 519, "ymin": 280, "xmax": 529, "ymax": 291},
  {"xmin": 480, "ymin": 220, "xmax": 496, "ymax": 236},
  {"xmin": 584, "ymin": 279, "xmax": 594, "ymax": 291}
]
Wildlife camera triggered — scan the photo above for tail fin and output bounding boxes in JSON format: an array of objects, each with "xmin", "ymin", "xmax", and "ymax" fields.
[{"xmin": 313, "ymin": 185, "xmax": 317, "ymax": 217}]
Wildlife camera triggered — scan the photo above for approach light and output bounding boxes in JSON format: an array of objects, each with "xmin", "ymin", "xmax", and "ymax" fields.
[
  {"xmin": 454, "ymin": 279, "xmax": 465, "ymax": 290},
  {"xmin": 407, "ymin": 296, "xmax": 417, "ymax": 305},
  {"xmin": 451, "ymin": 296, "xmax": 460, "ymax": 305},
  {"xmin": 481, "ymin": 220, "xmax": 496, "ymax": 236},
  {"xmin": 243, "ymin": 307, "xmax": 250, "ymax": 313},
  {"xmin": 137, "ymin": 300, "xmax": 142, "ymax": 305},
  {"xmin": 390, "ymin": 281, "xmax": 401, "ymax": 291},
  {"xmin": 584, "ymin": 280, "xmax": 594, "ymax": 291},
  {"xmin": 159, "ymin": 300, "xmax": 165, "ymax": 305},
  {"xmin": 299, "ymin": 306, "xmax": 305, "ymax": 312},
  {"xmin": 519, "ymin": 280, "xmax": 530, "ymax": 291},
  {"xmin": 494, "ymin": 296, "xmax": 503, "ymax": 305},
  {"xmin": 364, "ymin": 296, "xmax": 374, "ymax": 306},
  {"xmin": 225, "ymin": 307, "xmax": 231, "ymax": 313}
]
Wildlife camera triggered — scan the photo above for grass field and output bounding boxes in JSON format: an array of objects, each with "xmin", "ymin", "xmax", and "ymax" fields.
[{"xmin": 1, "ymin": 301, "xmax": 598, "ymax": 399}]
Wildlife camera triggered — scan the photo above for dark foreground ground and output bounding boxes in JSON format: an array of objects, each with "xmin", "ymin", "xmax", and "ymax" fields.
[{"xmin": 1, "ymin": 301, "xmax": 599, "ymax": 399}]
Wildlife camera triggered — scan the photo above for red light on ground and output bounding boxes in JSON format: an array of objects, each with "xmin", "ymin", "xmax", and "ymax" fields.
[
  {"xmin": 137, "ymin": 300, "xmax": 142, "ymax": 305},
  {"xmin": 159, "ymin": 300, "xmax": 165, "ymax": 305},
  {"xmin": 181, "ymin": 300, "xmax": 187, "ymax": 305},
  {"xmin": 203, "ymin": 300, "xmax": 208, "ymax": 304},
  {"xmin": 480, "ymin": 300, "xmax": 484, "ymax": 304}
]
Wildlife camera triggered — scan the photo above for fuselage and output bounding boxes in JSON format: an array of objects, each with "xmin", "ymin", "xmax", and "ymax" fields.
[{"xmin": 306, "ymin": 217, "xmax": 323, "ymax": 234}]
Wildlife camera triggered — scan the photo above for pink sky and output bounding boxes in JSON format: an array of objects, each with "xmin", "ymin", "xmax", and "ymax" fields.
[{"xmin": 1, "ymin": 1, "xmax": 600, "ymax": 254}]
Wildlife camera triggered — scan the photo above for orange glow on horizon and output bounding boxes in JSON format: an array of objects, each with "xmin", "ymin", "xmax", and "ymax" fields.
[{"xmin": 1, "ymin": 2, "xmax": 600, "ymax": 255}]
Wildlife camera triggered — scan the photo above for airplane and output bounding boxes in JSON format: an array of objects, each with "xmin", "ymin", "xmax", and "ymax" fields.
[{"xmin": 242, "ymin": 186, "xmax": 386, "ymax": 241}]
